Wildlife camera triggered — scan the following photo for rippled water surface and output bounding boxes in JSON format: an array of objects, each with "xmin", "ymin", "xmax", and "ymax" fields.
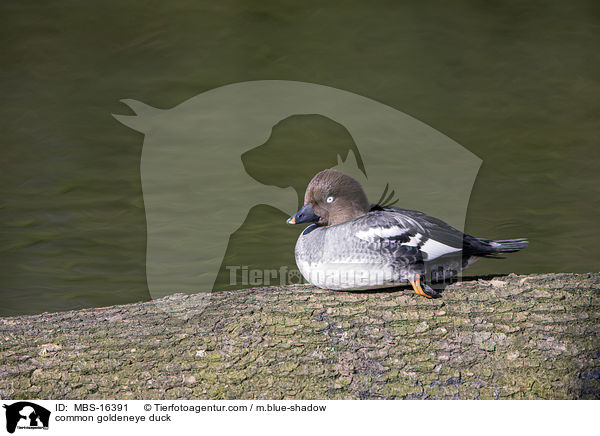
[{"xmin": 1, "ymin": 1, "xmax": 599, "ymax": 315}]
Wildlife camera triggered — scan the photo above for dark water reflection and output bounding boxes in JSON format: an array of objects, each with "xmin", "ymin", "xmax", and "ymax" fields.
[{"xmin": 1, "ymin": 1, "xmax": 599, "ymax": 315}]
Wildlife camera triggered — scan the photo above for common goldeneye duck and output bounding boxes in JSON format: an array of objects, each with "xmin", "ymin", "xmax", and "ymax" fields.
[{"xmin": 287, "ymin": 169, "xmax": 528, "ymax": 298}]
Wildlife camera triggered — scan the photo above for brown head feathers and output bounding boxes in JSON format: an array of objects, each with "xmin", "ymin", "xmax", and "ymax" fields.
[{"xmin": 304, "ymin": 169, "xmax": 371, "ymax": 226}]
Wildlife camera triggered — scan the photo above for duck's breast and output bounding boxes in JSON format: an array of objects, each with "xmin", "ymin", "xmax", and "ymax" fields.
[{"xmin": 294, "ymin": 223, "xmax": 410, "ymax": 290}]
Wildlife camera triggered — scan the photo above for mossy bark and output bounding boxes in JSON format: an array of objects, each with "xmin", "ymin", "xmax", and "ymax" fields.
[{"xmin": 1, "ymin": 273, "xmax": 599, "ymax": 399}]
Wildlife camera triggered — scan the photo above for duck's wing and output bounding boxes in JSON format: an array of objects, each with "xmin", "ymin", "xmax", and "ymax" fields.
[{"xmin": 358, "ymin": 207, "xmax": 465, "ymax": 261}]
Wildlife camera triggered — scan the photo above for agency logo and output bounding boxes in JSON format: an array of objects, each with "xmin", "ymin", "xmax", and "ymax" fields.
[
  {"xmin": 3, "ymin": 402, "xmax": 50, "ymax": 434},
  {"xmin": 113, "ymin": 80, "xmax": 481, "ymax": 313}
]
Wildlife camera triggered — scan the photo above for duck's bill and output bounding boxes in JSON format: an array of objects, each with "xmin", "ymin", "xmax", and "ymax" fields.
[{"xmin": 287, "ymin": 203, "xmax": 320, "ymax": 224}]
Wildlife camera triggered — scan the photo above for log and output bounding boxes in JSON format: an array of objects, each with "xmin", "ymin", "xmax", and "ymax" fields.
[{"xmin": 1, "ymin": 273, "xmax": 599, "ymax": 399}]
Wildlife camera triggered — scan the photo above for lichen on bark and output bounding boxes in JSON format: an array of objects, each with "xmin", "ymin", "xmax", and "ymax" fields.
[{"xmin": 1, "ymin": 273, "xmax": 599, "ymax": 399}]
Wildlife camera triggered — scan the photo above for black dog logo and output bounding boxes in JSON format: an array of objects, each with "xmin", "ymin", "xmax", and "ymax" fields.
[{"xmin": 3, "ymin": 402, "xmax": 50, "ymax": 434}]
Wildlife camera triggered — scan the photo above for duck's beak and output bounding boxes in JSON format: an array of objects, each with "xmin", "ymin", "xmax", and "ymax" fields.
[{"xmin": 287, "ymin": 203, "xmax": 319, "ymax": 225}]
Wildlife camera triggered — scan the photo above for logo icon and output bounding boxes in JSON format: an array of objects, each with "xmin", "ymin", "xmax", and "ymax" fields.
[{"xmin": 3, "ymin": 402, "xmax": 50, "ymax": 434}]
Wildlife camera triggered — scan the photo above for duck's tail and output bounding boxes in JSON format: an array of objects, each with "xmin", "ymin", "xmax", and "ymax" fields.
[
  {"xmin": 463, "ymin": 236, "xmax": 528, "ymax": 257},
  {"xmin": 488, "ymin": 238, "xmax": 529, "ymax": 253},
  {"xmin": 476, "ymin": 238, "xmax": 529, "ymax": 257}
]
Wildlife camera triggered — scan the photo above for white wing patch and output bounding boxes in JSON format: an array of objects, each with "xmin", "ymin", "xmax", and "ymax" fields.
[
  {"xmin": 420, "ymin": 239, "xmax": 461, "ymax": 260},
  {"xmin": 355, "ymin": 224, "xmax": 461, "ymax": 260},
  {"xmin": 404, "ymin": 234, "xmax": 423, "ymax": 247},
  {"xmin": 355, "ymin": 226, "xmax": 407, "ymax": 241}
]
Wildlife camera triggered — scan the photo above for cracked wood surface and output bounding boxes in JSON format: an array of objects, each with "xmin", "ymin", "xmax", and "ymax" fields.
[{"xmin": 1, "ymin": 273, "xmax": 599, "ymax": 399}]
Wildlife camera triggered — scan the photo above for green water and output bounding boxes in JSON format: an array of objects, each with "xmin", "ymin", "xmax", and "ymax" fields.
[{"xmin": 1, "ymin": 1, "xmax": 599, "ymax": 316}]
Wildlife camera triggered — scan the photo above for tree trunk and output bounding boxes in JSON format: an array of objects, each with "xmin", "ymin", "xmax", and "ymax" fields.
[{"xmin": 1, "ymin": 273, "xmax": 599, "ymax": 399}]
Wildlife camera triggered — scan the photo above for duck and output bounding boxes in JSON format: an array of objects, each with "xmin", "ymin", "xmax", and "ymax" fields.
[{"xmin": 286, "ymin": 169, "xmax": 528, "ymax": 298}]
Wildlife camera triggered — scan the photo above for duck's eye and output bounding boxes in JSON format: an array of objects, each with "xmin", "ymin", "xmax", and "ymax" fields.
[{"xmin": 326, "ymin": 196, "xmax": 335, "ymax": 204}]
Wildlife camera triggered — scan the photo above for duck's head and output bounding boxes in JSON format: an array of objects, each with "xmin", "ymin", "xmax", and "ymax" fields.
[{"xmin": 287, "ymin": 169, "xmax": 370, "ymax": 227}]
